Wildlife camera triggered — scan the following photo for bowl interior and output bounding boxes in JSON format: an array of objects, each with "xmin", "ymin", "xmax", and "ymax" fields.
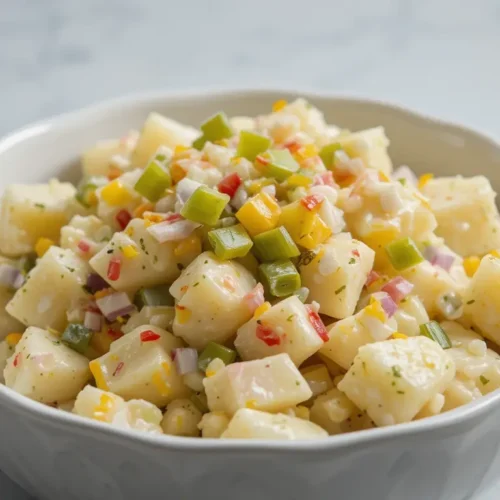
[{"xmin": 1, "ymin": 89, "xmax": 500, "ymax": 192}]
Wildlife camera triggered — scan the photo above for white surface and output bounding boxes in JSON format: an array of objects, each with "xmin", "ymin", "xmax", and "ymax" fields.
[
  {"xmin": 1, "ymin": 91, "xmax": 500, "ymax": 500},
  {"xmin": 1, "ymin": 1, "xmax": 500, "ymax": 497}
]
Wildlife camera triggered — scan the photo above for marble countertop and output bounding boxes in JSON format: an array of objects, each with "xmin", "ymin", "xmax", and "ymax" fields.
[{"xmin": 1, "ymin": 0, "xmax": 500, "ymax": 498}]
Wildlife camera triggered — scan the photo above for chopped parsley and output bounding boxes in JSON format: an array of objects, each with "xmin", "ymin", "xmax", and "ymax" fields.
[
  {"xmin": 34, "ymin": 203, "xmax": 45, "ymax": 210},
  {"xmin": 193, "ymin": 282, "xmax": 200, "ymax": 287},
  {"xmin": 466, "ymin": 300, "xmax": 475, "ymax": 305},
  {"xmin": 335, "ymin": 285, "xmax": 346, "ymax": 295},
  {"xmin": 286, "ymin": 314, "xmax": 294, "ymax": 322},
  {"xmin": 391, "ymin": 365, "xmax": 402, "ymax": 378},
  {"xmin": 480, "ymin": 375, "xmax": 490, "ymax": 385},
  {"xmin": 348, "ymin": 258, "xmax": 356, "ymax": 264},
  {"xmin": 177, "ymin": 263, "xmax": 184, "ymax": 271}
]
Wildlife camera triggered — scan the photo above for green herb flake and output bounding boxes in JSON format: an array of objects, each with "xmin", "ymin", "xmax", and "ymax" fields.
[
  {"xmin": 34, "ymin": 203, "xmax": 45, "ymax": 210},
  {"xmin": 286, "ymin": 314, "xmax": 295, "ymax": 322},
  {"xmin": 466, "ymin": 300, "xmax": 475, "ymax": 305},
  {"xmin": 480, "ymin": 375, "xmax": 490, "ymax": 385},
  {"xmin": 348, "ymin": 258, "xmax": 356, "ymax": 264},
  {"xmin": 391, "ymin": 365, "xmax": 402, "ymax": 378},
  {"xmin": 335, "ymin": 285, "xmax": 346, "ymax": 295}
]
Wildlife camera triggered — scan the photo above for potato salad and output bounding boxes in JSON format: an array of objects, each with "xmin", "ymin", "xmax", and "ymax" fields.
[{"xmin": 1, "ymin": 98, "xmax": 500, "ymax": 441}]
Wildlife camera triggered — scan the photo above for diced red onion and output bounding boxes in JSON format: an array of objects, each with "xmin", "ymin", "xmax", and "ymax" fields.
[
  {"xmin": 431, "ymin": 253, "xmax": 455, "ymax": 272},
  {"xmin": 365, "ymin": 270, "xmax": 380, "ymax": 287},
  {"xmin": 96, "ymin": 292, "xmax": 135, "ymax": 321},
  {"xmin": 261, "ymin": 184, "xmax": 276, "ymax": 198},
  {"xmin": 0, "ymin": 264, "xmax": 24, "ymax": 290},
  {"xmin": 380, "ymin": 293, "xmax": 398, "ymax": 318},
  {"xmin": 173, "ymin": 348, "xmax": 198, "ymax": 375},
  {"xmin": 147, "ymin": 219, "xmax": 201, "ymax": 243},
  {"xmin": 382, "ymin": 277, "xmax": 414, "ymax": 303},
  {"xmin": 313, "ymin": 171, "xmax": 336, "ymax": 187},
  {"xmin": 84, "ymin": 311, "xmax": 103, "ymax": 332},
  {"xmin": 86, "ymin": 273, "xmax": 110, "ymax": 293},
  {"xmin": 243, "ymin": 283, "xmax": 265, "ymax": 314},
  {"xmin": 423, "ymin": 245, "xmax": 439, "ymax": 262}
]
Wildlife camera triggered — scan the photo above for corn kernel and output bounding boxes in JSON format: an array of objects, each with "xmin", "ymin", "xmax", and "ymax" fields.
[
  {"xmin": 418, "ymin": 173, "xmax": 434, "ymax": 190},
  {"xmin": 245, "ymin": 399, "xmax": 258, "ymax": 409},
  {"xmin": 365, "ymin": 297, "xmax": 386, "ymax": 322},
  {"xmin": 125, "ymin": 226, "xmax": 135, "ymax": 237},
  {"xmin": 247, "ymin": 178, "xmax": 274, "ymax": 195},
  {"xmin": 272, "ymin": 99, "xmax": 288, "ymax": 112},
  {"xmin": 176, "ymin": 305, "xmax": 192, "ymax": 324},
  {"xmin": 5, "ymin": 333, "xmax": 23, "ymax": 347},
  {"xmin": 89, "ymin": 360, "xmax": 109, "ymax": 391},
  {"xmin": 122, "ymin": 245, "xmax": 139, "ymax": 259},
  {"xmin": 133, "ymin": 202, "xmax": 154, "ymax": 219},
  {"xmin": 392, "ymin": 332, "xmax": 408, "ymax": 340},
  {"xmin": 378, "ymin": 171, "xmax": 390, "ymax": 182},
  {"xmin": 463, "ymin": 256, "xmax": 481, "ymax": 277},
  {"xmin": 287, "ymin": 173, "xmax": 313, "ymax": 188},
  {"xmin": 295, "ymin": 144, "xmax": 318, "ymax": 162},
  {"xmin": 174, "ymin": 234, "xmax": 202, "ymax": 257},
  {"xmin": 236, "ymin": 192, "xmax": 281, "ymax": 237},
  {"xmin": 100, "ymin": 180, "xmax": 134, "ymax": 206},
  {"xmin": 35, "ymin": 237, "xmax": 54, "ymax": 257},
  {"xmin": 174, "ymin": 145, "xmax": 189, "ymax": 155},
  {"xmin": 253, "ymin": 301, "xmax": 271, "ymax": 319},
  {"xmin": 93, "ymin": 393, "xmax": 115, "ymax": 422},
  {"xmin": 152, "ymin": 371, "xmax": 170, "ymax": 397}
]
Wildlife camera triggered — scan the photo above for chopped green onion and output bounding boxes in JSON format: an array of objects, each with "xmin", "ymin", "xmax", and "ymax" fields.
[
  {"xmin": 419, "ymin": 321, "xmax": 452, "ymax": 349},
  {"xmin": 385, "ymin": 237, "xmax": 424, "ymax": 271},
  {"xmin": 181, "ymin": 186, "xmax": 230, "ymax": 226},
  {"xmin": 61, "ymin": 323, "xmax": 93, "ymax": 354},
  {"xmin": 319, "ymin": 143, "xmax": 342, "ymax": 169},
  {"xmin": 134, "ymin": 160, "xmax": 171, "ymax": 201},
  {"xmin": 259, "ymin": 260, "xmax": 301, "ymax": 297},
  {"xmin": 134, "ymin": 284, "xmax": 174, "ymax": 309},
  {"xmin": 236, "ymin": 131, "xmax": 271, "ymax": 161},
  {"xmin": 200, "ymin": 112, "xmax": 233, "ymax": 142},
  {"xmin": 198, "ymin": 342, "xmax": 237, "ymax": 371},
  {"xmin": 18, "ymin": 254, "xmax": 36, "ymax": 275},
  {"xmin": 257, "ymin": 149, "xmax": 300, "ymax": 181},
  {"xmin": 253, "ymin": 226, "xmax": 300, "ymax": 261},
  {"xmin": 190, "ymin": 391, "xmax": 208, "ymax": 412},
  {"xmin": 208, "ymin": 224, "xmax": 253, "ymax": 260},
  {"xmin": 75, "ymin": 180, "xmax": 98, "ymax": 208}
]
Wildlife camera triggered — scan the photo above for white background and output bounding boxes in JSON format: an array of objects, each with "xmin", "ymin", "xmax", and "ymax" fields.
[{"xmin": 1, "ymin": 0, "xmax": 500, "ymax": 498}]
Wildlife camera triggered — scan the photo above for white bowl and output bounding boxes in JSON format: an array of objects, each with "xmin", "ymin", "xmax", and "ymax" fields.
[{"xmin": 1, "ymin": 90, "xmax": 500, "ymax": 500}]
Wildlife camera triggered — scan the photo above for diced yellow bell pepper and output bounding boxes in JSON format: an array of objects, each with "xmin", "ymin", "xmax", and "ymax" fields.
[
  {"xmin": 392, "ymin": 332, "xmax": 408, "ymax": 340},
  {"xmin": 294, "ymin": 144, "xmax": 318, "ymax": 163},
  {"xmin": 253, "ymin": 301, "xmax": 271, "ymax": 319},
  {"xmin": 89, "ymin": 360, "xmax": 109, "ymax": 391},
  {"xmin": 463, "ymin": 256, "xmax": 481, "ymax": 277},
  {"xmin": 279, "ymin": 200, "xmax": 331, "ymax": 250},
  {"xmin": 100, "ymin": 180, "xmax": 134, "ymax": 206},
  {"xmin": 122, "ymin": 245, "xmax": 139, "ymax": 259},
  {"xmin": 170, "ymin": 163, "xmax": 187, "ymax": 184},
  {"xmin": 418, "ymin": 173, "xmax": 434, "ymax": 190},
  {"xmin": 272, "ymin": 99, "xmax": 287, "ymax": 112},
  {"xmin": 174, "ymin": 233, "xmax": 202, "ymax": 257},
  {"xmin": 489, "ymin": 250, "xmax": 500, "ymax": 259},
  {"xmin": 287, "ymin": 173, "xmax": 313, "ymax": 188},
  {"xmin": 361, "ymin": 224, "xmax": 400, "ymax": 270},
  {"xmin": 236, "ymin": 192, "xmax": 281, "ymax": 237},
  {"xmin": 35, "ymin": 237, "xmax": 55, "ymax": 257},
  {"xmin": 247, "ymin": 178, "xmax": 275, "ymax": 195}
]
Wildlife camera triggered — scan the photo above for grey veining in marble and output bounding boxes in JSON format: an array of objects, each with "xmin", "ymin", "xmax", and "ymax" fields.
[{"xmin": 1, "ymin": 0, "xmax": 500, "ymax": 138}]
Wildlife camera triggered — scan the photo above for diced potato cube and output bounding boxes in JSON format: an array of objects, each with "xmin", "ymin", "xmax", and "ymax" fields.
[
  {"xmin": 221, "ymin": 408, "xmax": 327, "ymax": 440},
  {"xmin": 60, "ymin": 215, "xmax": 113, "ymax": 256},
  {"xmin": 400, "ymin": 260, "xmax": 465, "ymax": 318},
  {"xmin": 198, "ymin": 411, "xmax": 230, "ymax": 438},
  {"xmin": 170, "ymin": 251, "xmax": 256, "ymax": 349},
  {"xmin": 89, "ymin": 325, "xmax": 189, "ymax": 407},
  {"xmin": 309, "ymin": 388, "xmax": 356, "ymax": 435},
  {"xmin": 0, "ymin": 340, "xmax": 15, "ymax": 383},
  {"xmin": 230, "ymin": 116, "xmax": 256, "ymax": 132},
  {"xmin": 161, "ymin": 398, "xmax": 202, "ymax": 437},
  {"xmin": 338, "ymin": 337, "xmax": 455, "ymax": 426},
  {"xmin": 299, "ymin": 237, "xmax": 374, "ymax": 318},
  {"xmin": 337, "ymin": 127, "xmax": 392, "ymax": 175},
  {"xmin": 235, "ymin": 296, "xmax": 325, "ymax": 366},
  {"xmin": 422, "ymin": 176, "xmax": 500, "ymax": 256},
  {"xmin": 6, "ymin": 246, "xmax": 89, "ymax": 331},
  {"xmin": 74, "ymin": 386, "xmax": 163, "ymax": 433},
  {"xmin": 442, "ymin": 375, "xmax": 482, "ymax": 412},
  {"xmin": 393, "ymin": 295, "xmax": 429, "ymax": 337},
  {"xmin": 320, "ymin": 302, "xmax": 397, "ymax": 370},
  {"xmin": 0, "ymin": 287, "xmax": 24, "ymax": 340},
  {"xmin": 0, "ymin": 180, "xmax": 77, "ymax": 256},
  {"xmin": 3, "ymin": 327, "xmax": 91, "ymax": 403},
  {"xmin": 131, "ymin": 113, "xmax": 198, "ymax": 167},
  {"xmin": 73, "ymin": 385, "xmax": 126, "ymax": 423},
  {"xmin": 462, "ymin": 255, "xmax": 500, "ymax": 346},
  {"xmin": 204, "ymin": 353, "xmax": 312, "ymax": 415},
  {"xmin": 300, "ymin": 364, "xmax": 333, "ymax": 397},
  {"xmin": 82, "ymin": 139, "xmax": 132, "ymax": 177},
  {"xmin": 122, "ymin": 306, "xmax": 175, "ymax": 335},
  {"xmin": 90, "ymin": 218, "xmax": 199, "ymax": 292}
]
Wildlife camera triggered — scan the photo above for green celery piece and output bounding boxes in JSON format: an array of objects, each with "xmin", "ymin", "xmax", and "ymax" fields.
[
  {"xmin": 75, "ymin": 180, "xmax": 98, "ymax": 208},
  {"xmin": 180, "ymin": 186, "xmax": 230, "ymax": 226},
  {"xmin": 134, "ymin": 284, "xmax": 174, "ymax": 309},
  {"xmin": 236, "ymin": 131, "xmax": 271, "ymax": 161},
  {"xmin": 200, "ymin": 112, "xmax": 233, "ymax": 142},
  {"xmin": 259, "ymin": 149, "xmax": 300, "ymax": 181},
  {"xmin": 192, "ymin": 135, "xmax": 207, "ymax": 150},
  {"xmin": 385, "ymin": 237, "xmax": 424, "ymax": 271},
  {"xmin": 134, "ymin": 160, "xmax": 172, "ymax": 202},
  {"xmin": 253, "ymin": 226, "xmax": 300, "ymax": 261},
  {"xmin": 259, "ymin": 259, "xmax": 301, "ymax": 297},
  {"xmin": 208, "ymin": 224, "xmax": 253, "ymax": 260},
  {"xmin": 190, "ymin": 392, "xmax": 208, "ymax": 412},
  {"xmin": 198, "ymin": 342, "xmax": 237, "ymax": 372},
  {"xmin": 419, "ymin": 321, "xmax": 452, "ymax": 349},
  {"xmin": 61, "ymin": 324, "xmax": 93, "ymax": 354},
  {"xmin": 319, "ymin": 142, "xmax": 343, "ymax": 169}
]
